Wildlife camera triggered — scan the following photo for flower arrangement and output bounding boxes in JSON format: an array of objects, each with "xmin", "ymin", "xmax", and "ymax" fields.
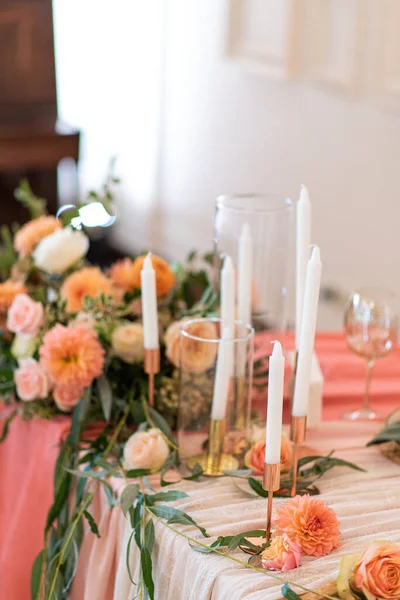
[
  {"xmin": 0, "ymin": 179, "xmax": 218, "ymax": 431},
  {"xmin": 0, "ymin": 179, "xmax": 377, "ymax": 600}
]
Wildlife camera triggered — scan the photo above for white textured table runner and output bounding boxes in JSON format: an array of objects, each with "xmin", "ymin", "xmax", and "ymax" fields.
[{"xmin": 71, "ymin": 421, "xmax": 400, "ymax": 600}]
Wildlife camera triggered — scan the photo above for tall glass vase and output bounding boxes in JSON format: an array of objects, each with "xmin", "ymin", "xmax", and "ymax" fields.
[
  {"xmin": 214, "ymin": 194, "xmax": 294, "ymax": 336},
  {"xmin": 177, "ymin": 318, "xmax": 254, "ymax": 476}
]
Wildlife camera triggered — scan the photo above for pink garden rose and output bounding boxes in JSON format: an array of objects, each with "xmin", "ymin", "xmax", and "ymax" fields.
[
  {"xmin": 14, "ymin": 358, "xmax": 51, "ymax": 401},
  {"xmin": 53, "ymin": 385, "xmax": 84, "ymax": 412},
  {"xmin": 7, "ymin": 294, "xmax": 44, "ymax": 336},
  {"xmin": 352, "ymin": 541, "xmax": 400, "ymax": 600},
  {"xmin": 261, "ymin": 533, "xmax": 302, "ymax": 572}
]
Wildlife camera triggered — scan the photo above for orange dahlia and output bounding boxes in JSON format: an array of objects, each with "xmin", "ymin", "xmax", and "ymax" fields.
[
  {"xmin": 274, "ymin": 495, "xmax": 341, "ymax": 557},
  {"xmin": 130, "ymin": 254, "xmax": 176, "ymax": 297},
  {"xmin": 60, "ymin": 267, "xmax": 113, "ymax": 313},
  {"xmin": 109, "ymin": 258, "xmax": 136, "ymax": 292},
  {"xmin": 14, "ymin": 216, "xmax": 62, "ymax": 257},
  {"xmin": 0, "ymin": 280, "xmax": 27, "ymax": 314},
  {"xmin": 40, "ymin": 324, "xmax": 104, "ymax": 387}
]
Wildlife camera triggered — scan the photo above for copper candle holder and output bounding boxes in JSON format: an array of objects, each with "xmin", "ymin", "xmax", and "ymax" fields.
[
  {"xmin": 144, "ymin": 348, "xmax": 160, "ymax": 408},
  {"xmin": 290, "ymin": 415, "xmax": 307, "ymax": 496},
  {"xmin": 263, "ymin": 462, "xmax": 280, "ymax": 542}
]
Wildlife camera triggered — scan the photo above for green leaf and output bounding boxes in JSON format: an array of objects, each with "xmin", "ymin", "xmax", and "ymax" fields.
[
  {"xmin": 223, "ymin": 468, "xmax": 252, "ymax": 478},
  {"xmin": 149, "ymin": 504, "xmax": 209, "ymax": 538},
  {"xmin": 133, "ymin": 501, "xmax": 143, "ymax": 548},
  {"xmin": 299, "ymin": 454, "xmax": 365, "ymax": 478},
  {"xmin": 282, "ymin": 582, "xmax": 302, "ymax": 600},
  {"xmin": 45, "ymin": 471, "xmax": 71, "ymax": 531},
  {"xmin": 144, "ymin": 519, "xmax": 155, "ymax": 554},
  {"xmin": 125, "ymin": 529, "xmax": 137, "ymax": 586},
  {"xmin": 14, "ymin": 178, "xmax": 47, "ymax": 218},
  {"xmin": 248, "ymin": 477, "xmax": 268, "ymax": 498},
  {"xmin": 0, "ymin": 409, "xmax": 17, "ymax": 444},
  {"xmin": 125, "ymin": 468, "xmax": 151, "ymax": 478},
  {"xmin": 121, "ymin": 484, "xmax": 140, "ymax": 516},
  {"xmin": 66, "ymin": 468, "xmax": 106, "ymax": 480},
  {"xmin": 183, "ymin": 463, "xmax": 204, "ymax": 482},
  {"xmin": 96, "ymin": 375, "xmax": 113, "ymax": 421},
  {"xmin": 367, "ymin": 421, "xmax": 400, "ymax": 446},
  {"xmin": 148, "ymin": 406, "xmax": 174, "ymax": 441},
  {"xmin": 31, "ymin": 549, "xmax": 44, "ymax": 600},
  {"xmin": 160, "ymin": 451, "xmax": 179, "ymax": 487},
  {"xmin": 225, "ymin": 530, "xmax": 266, "ymax": 554},
  {"xmin": 95, "ymin": 457, "xmax": 122, "ymax": 477},
  {"xmin": 140, "ymin": 547, "xmax": 154, "ymax": 600},
  {"xmin": 83, "ymin": 510, "xmax": 101, "ymax": 538},
  {"xmin": 145, "ymin": 490, "xmax": 188, "ymax": 505}
]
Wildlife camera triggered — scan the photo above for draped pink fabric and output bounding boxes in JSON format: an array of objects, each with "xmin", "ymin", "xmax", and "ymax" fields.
[{"xmin": 0, "ymin": 332, "xmax": 399, "ymax": 599}]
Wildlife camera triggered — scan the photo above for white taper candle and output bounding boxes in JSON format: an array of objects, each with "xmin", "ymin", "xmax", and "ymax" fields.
[
  {"xmin": 237, "ymin": 223, "xmax": 253, "ymax": 377},
  {"xmin": 296, "ymin": 185, "xmax": 311, "ymax": 350},
  {"xmin": 221, "ymin": 255, "xmax": 235, "ymax": 329},
  {"xmin": 211, "ymin": 327, "xmax": 233, "ymax": 421},
  {"xmin": 141, "ymin": 253, "xmax": 159, "ymax": 349},
  {"xmin": 265, "ymin": 341, "xmax": 285, "ymax": 465},
  {"xmin": 292, "ymin": 246, "xmax": 322, "ymax": 417}
]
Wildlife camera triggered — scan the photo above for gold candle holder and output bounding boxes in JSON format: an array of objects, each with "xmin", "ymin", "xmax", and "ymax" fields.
[
  {"xmin": 187, "ymin": 418, "xmax": 239, "ymax": 476},
  {"xmin": 233, "ymin": 376, "xmax": 246, "ymax": 430},
  {"xmin": 290, "ymin": 415, "xmax": 307, "ymax": 497},
  {"xmin": 144, "ymin": 348, "xmax": 160, "ymax": 408}
]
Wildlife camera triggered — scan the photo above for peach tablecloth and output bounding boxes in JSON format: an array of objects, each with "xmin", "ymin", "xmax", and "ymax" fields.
[{"xmin": 0, "ymin": 332, "xmax": 399, "ymax": 599}]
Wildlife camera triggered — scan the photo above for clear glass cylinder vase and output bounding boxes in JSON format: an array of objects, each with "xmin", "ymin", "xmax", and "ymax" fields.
[
  {"xmin": 214, "ymin": 194, "xmax": 294, "ymax": 337},
  {"xmin": 177, "ymin": 318, "xmax": 254, "ymax": 476}
]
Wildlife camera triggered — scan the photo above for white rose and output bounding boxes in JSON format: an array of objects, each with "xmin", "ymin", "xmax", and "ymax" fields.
[
  {"xmin": 123, "ymin": 428, "xmax": 169, "ymax": 472},
  {"xmin": 111, "ymin": 322, "xmax": 144, "ymax": 364},
  {"xmin": 11, "ymin": 334, "xmax": 38, "ymax": 359},
  {"xmin": 32, "ymin": 227, "xmax": 89, "ymax": 274}
]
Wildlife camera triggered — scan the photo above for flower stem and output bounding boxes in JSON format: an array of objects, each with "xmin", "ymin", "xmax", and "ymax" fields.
[{"xmin": 145, "ymin": 507, "xmax": 338, "ymax": 600}]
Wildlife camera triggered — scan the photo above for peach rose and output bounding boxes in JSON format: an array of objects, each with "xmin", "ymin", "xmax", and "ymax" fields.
[
  {"xmin": 123, "ymin": 428, "xmax": 169, "ymax": 472},
  {"xmin": 352, "ymin": 541, "xmax": 400, "ymax": 600},
  {"xmin": 0, "ymin": 280, "xmax": 27, "ymax": 315},
  {"xmin": 14, "ymin": 215, "xmax": 62, "ymax": 258},
  {"xmin": 261, "ymin": 533, "xmax": 302, "ymax": 572},
  {"xmin": 7, "ymin": 294, "xmax": 44, "ymax": 336},
  {"xmin": 165, "ymin": 319, "xmax": 218, "ymax": 373},
  {"xmin": 53, "ymin": 385, "xmax": 84, "ymax": 412},
  {"xmin": 111, "ymin": 322, "xmax": 144, "ymax": 364},
  {"xmin": 244, "ymin": 435, "xmax": 293, "ymax": 474},
  {"xmin": 130, "ymin": 254, "xmax": 176, "ymax": 297},
  {"xmin": 14, "ymin": 358, "xmax": 51, "ymax": 401}
]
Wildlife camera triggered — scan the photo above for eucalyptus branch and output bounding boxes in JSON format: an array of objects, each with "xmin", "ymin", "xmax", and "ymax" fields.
[{"xmin": 146, "ymin": 508, "xmax": 338, "ymax": 600}]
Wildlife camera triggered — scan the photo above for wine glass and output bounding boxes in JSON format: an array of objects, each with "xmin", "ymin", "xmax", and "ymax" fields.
[{"xmin": 343, "ymin": 287, "xmax": 399, "ymax": 420}]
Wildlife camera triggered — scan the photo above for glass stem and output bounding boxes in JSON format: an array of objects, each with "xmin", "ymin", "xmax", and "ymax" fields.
[{"xmin": 363, "ymin": 360, "xmax": 374, "ymax": 412}]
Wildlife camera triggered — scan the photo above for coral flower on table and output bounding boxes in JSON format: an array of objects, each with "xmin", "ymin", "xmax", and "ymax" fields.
[
  {"xmin": 0, "ymin": 280, "xmax": 27, "ymax": 314},
  {"xmin": 40, "ymin": 324, "xmax": 104, "ymax": 387},
  {"xmin": 60, "ymin": 266, "xmax": 113, "ymax": 313},
  {"xmin": 274, "ymin": 494, "xmax": 341, "ymax": 557},
  {"xmin": 14, "ymin": 215, "xmax": 62, "ymax": 257}
]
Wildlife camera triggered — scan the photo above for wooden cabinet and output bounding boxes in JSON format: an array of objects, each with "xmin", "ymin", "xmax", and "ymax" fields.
[{"xmin": 0, "ymin": 0, "xmax": 80, "ymax": 224}]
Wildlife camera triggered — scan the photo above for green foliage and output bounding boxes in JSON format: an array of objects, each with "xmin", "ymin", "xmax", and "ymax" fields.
[
  {"xmin": 367, "ymin": 421, "xmax": 400, "ymax": 445},
  {"xmin": 247, "ymin": 452, "xmax": 365, "ymax": 499},
  {"xmin": 121, "ymin": 484, "xmax": 140, "ymax": 516},
  {"xmin": 31, "ymin": 550, "xmax": 45, "ymax": 600},
  {"xmin": 14, "ymin": 178, "xmax": 47, "ymax": 218},
  {"xmin": 0, "ymin": 224, "xmax": 18, "ymax": 280},
  {"xmin": 282, "ymin": 583, "xmax": 302, "ymax": 600},
  {"xmin": 191, "ymin": 529, "xmax": 266, "ymax": 555},
  {"xmin": 83, "ymin": 510, "xmax": 101, "ymax": 538},
  {"xmin": 96, "ymin": 375, "xmax": 113, "ymax": 421},
  {"xmin": 0, "ymin": 409, "xmax": 17, "ymax": 444}
]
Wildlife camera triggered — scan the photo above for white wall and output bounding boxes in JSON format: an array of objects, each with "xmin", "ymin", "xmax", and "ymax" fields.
[{"xmin": 55, "ymin": 0, "xmax": 400, "ymax": 328}]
